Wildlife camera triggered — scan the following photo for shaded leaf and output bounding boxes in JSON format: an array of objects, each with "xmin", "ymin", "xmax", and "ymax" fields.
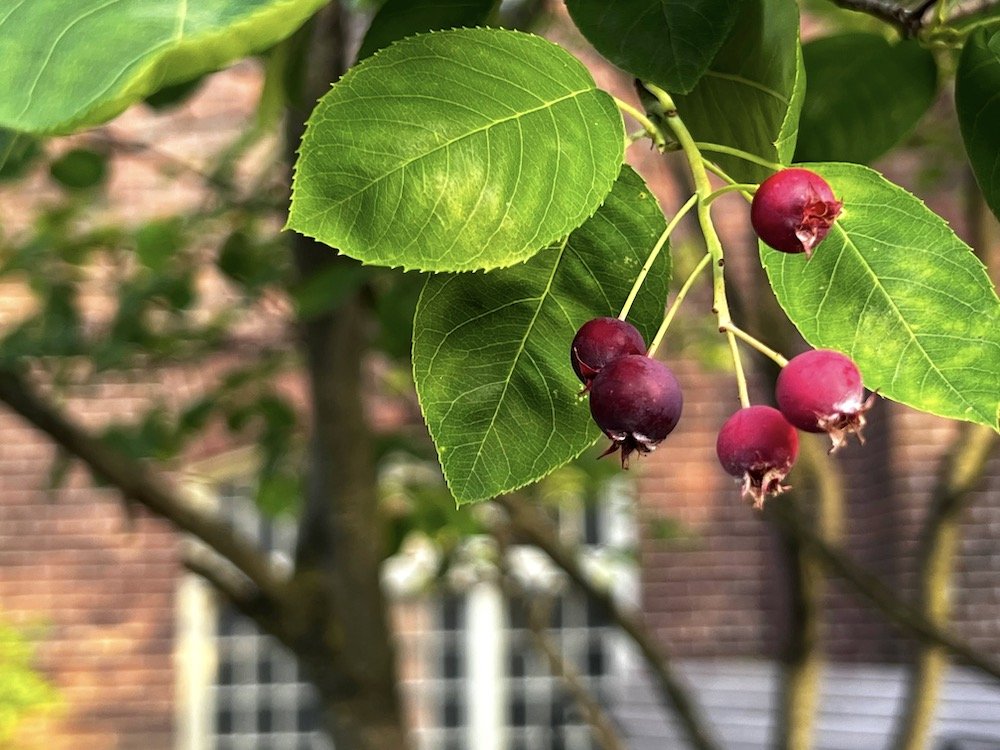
[
  {"xmin": 956, "ymin": 28, "xmax": 1000, "ymax": 223},
  {"xmin": 0, "ymin": 128, "xmax": 41, "ymax": 181},
  {"xmin": 565, "ymin": 0, "xmax": 740, "ymax": 94},
  {"xmin": 795, "ymin": 34, "xmax": 937, "ymax": 164},
  {"xmin": 136, "ymin": 218, "xmax": 185, "ymax": 271},
  {"xmin": 49, "ymin": 149, "xmax": 106, "ymax": 190},
  {"xmin": 762, "ymin": 162, "xmax": 1000, "ymax": 429},
  {"xmin": 289, "ymin": 28, "xmax": 624, "ymax": 273},
  {"xmin": 358, "ymin": 0, "xmax": 498, "ymax": 60},
  {"xmin": 673, "ymin": 0, "xmax": 803, "ymax": 183},
  {"xmin": 0, "ymin": 0, "xmax": 327, "ymax": 133},
  {"xmin": 413, "ymin": 167, "xmax": 670, "ymax": 504}
]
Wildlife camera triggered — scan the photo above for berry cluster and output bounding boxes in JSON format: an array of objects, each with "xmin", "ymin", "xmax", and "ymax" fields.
[
  {"xmin": 717, "ymin": 349, "xmax": 874, "ymax": 509},
  {"xmin": 570, "ymin": 169, "xmax": 873, "ymax": 511},
  {"xmin": 570, "ymin": 318, "xmax": 683, "ymax": 468}
]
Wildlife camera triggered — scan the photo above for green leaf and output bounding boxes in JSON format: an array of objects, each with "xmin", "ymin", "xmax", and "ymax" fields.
[
  {"xmin": 0, "ymin": 128, "xmax": 41, "ymax": 181},
  {"xmin": 413, "ymin": 167, "xmax": 670, "ymax": 504},
  {"xmin": 143, "ymin": 75, "xmax": 206, "ymax": 111},
  {"xmin": 135, "ymin": 218, "xmax": 185, "ymax": 271},
  {"xmin": 565, "ymin": 0, "xmax": 740, "ymax": 94},
  {"xmin": 289, "ymin": 28, "xmax": 624, "ymax": 273},
  {"xmin": 762, "ymin": 162, "xmax": 1000, "ymax": 430},
  {"xmin": 956, "ymin": 29, "xmax": 1000, "ymax": 223},
  {"xmin": 0, "ymin": 0, "xmax": 328, "ymax": 134},
  {"xmin": 49, "ymin": 148, "xmax": 106, "ymax": 190},
  {"xmin": 795, "ymin": 34, "xmax": 937, "ymax": 164},
  {"xmin": 673, "ymin": 0, "xmax": 802, "ymax": 183},
  {"xmin": 358, "ymin": 0, "xmax": 498, "ymax": 60}
]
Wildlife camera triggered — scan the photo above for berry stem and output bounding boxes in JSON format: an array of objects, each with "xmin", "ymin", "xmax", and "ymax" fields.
[
  {"xmin": 619, "ymin": 194, "xmax": 698, "ymax": 322},
  {"xmin": 693, "ymin": 142, "xmax": 784, "ymax": 172},
  {"xmin": 647, "ymin": 251, "xmax": 711, "ymax": 357},
  {"xmin": 643, "ymin": 82, "xmax": 752, "ymax": 408},
  {"xmin": 702, "ymin": 161, "xmax": 754, "ymax": 204},
  {"xmin": 613, "ymin": 97, "xmax": 666, "ymax": 150},
  {"xmin": 705, "ymin": 183, "xmax": 758, "ymax": 204},
  {"xmin": 727, "ymin": 335, "xmax": 752, "ymax": 408},
  {"xmin": 720, "ymin": 322, "xmax": 790, "ymax": 367}
]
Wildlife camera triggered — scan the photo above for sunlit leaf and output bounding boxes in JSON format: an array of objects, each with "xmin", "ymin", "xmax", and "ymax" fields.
[{"xmin": 763, "ymin": 162, "xmax": 1000, "ymax": 429}]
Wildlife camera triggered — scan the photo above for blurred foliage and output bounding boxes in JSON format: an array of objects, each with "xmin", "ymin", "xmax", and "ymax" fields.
[{"xmin": 0, "ymin": 620, "xmax": 60, "ymax": 744}]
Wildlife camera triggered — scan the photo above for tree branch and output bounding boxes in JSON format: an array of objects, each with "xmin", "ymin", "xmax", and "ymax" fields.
[
  {"xmin": 496, "ymin": 495, "xmax": 721, "ymax": 750},
  {"xmin": 827, "ymin": 0, "xmax": 938, "ymax": 36},
  {"xmin": 766, "ymin": 493, "xmax": 1000, "ymax": 683},
  {"xmin": 0, "ymin": 366, "xmax": 286, "ymax": 601},
  {"xmin": 182, "ymin": 542, "xmax": 290, "ymax": 643},
  {"xmin": 892, "ymin": 424, "xmax": 1000, "ymax": 750},
  {"xmin": 773, "ymin": 435, "xmax": 844, "ymax": 750}
]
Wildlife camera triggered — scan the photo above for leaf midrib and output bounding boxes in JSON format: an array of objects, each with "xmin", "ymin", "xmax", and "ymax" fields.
[
  {"xmin": 297, "ymin": 87, "xmax": 593, "ymax": 225},
  {"xmin": 831, "ymin": 221, "xmax": 994, "ymax": 423},
  {"xmin": 461, "ymin": 238, "xmax": 569, "ymax": 494}
]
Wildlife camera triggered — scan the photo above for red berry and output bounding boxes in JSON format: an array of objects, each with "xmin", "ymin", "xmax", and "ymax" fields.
[
  {"xmin": 716, "ymin": 405, "xmax": 799, "ymax": 509},
  {"xmin": 776, "ymin": 349, "xmax": 876, "ymax": 452},
  {"xmin": 571, "ymin": 317, "xmax": 646, "ymax": 388},
  {"xmin": 751, "ymin": 168, "xmax": 843, "ymax": 257},
  {"xmin": 589, "ymin": 354, "xmax": 683, "ymax": 468}
]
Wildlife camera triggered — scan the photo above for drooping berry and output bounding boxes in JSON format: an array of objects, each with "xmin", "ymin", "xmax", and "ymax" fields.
[
  {"xmin": 589, "ymin": 354, "xmax": 683, "ymax": 468},
  {"xmin": 570, "ymin": 317, "xmax": 646, "ymax": 388},
  {"xmin": 716, "ymin": 406, "xmax": 799, "ymax": 509},
  {"xmin": 776, "ymin": 349, "xmax": 876, "ymax": 452},
  {"xmin": 751, "ymin": 168, "xmax": 843, "ymax": 257}
]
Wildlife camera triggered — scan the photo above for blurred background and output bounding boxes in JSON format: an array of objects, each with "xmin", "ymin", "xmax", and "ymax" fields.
[{"xmin": 0, "ymin": 1, "xmax": 998, "ymax": 749}]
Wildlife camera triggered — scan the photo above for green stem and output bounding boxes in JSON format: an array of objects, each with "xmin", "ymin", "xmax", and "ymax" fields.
[
  {"xmin": 694, "ymin": 141, "xmax": 783, "ymax": 172},
  {"xmin": 647, "ymin": 252, "xmax": 711, "ymax": 357},
  {"xmin": 613, "ymin": 96, "xmax": 666, "ymax": 150},
  {"xmin": 706, "ymin": 183, "xmax": 758, "ymax": 204},
  {"xmin": 644, "ymin": 82, "xmax": 751, "ymax": 407},
  {"xmin": 619, "ymin": 194, "xmax": 698, "ymax": 322},
  {"xmin": 722, "ymin": 322, "xmax": 790, "ymax": 368},
  {"xmin": 703, "ymin": 161, "xmax": 754, "ymax": 204}
]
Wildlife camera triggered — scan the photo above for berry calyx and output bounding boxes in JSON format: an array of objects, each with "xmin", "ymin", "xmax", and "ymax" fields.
[
  {"xmin": 776, "ymin": 349, "xmax": 876, "ymax": 452},
  {"xmin": 570, "ymin": 317, "xmax": 646, "ymax": 388},
  {"xmin": 588, "ymin": 354, "xmax": 683, "ymax": 468},
  {"xmin": 751, "ymin": 168, "xmax": 843, "ymax": 257},
  {"xmin": 716, "ymin": 406, "xmax": 799, "ymax": 509}
]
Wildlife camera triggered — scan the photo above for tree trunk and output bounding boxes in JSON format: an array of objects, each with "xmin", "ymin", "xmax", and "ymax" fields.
[{"xmin": 284, "ymin": 5, "xmax": 409, "ymax": 748}]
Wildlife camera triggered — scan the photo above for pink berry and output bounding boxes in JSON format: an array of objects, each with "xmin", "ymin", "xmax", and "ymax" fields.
[
  {"xmin": 776, "ymin": 349, "xmax": 876, "ymax": 452},
  {"xmin": 570, "ymin": 317, "xmax": 646, "ymax": 388},
  {"xmin": 751, "ymin": 168, "xmax": 843, "ymax": 257},
  {"xmin": 588, "ymin": 354, "xmax": 683, "ymax": 468},
  {"xmin": 716, "ymin": 406, "xmax": 799, "ymax": 509}
]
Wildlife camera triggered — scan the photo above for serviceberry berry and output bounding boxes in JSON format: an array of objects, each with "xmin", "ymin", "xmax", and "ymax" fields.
[
  {"xmin": 589, "ymin": 354, "xmax": 683, "ymax": 468},
  {"xmin": 776, "ymin": 349, "xmax": 876, "ymax": 452},
  {"xmin": 716, "ymin": 405, "xmax": 798, "ymax": 509},
  {"xmin": 571, "ymin": 317, "xmax": 646, "ymax": 388},
  {"xmin": 751, "ymin": 168, "xmax": 842, "ymax": 257}
]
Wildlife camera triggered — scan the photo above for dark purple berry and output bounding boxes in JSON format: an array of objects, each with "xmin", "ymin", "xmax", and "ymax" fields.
[
  {"xmin": 589, "ymin": 354, "xmax": 683, "ymax": 468},
  {"xmin": 571, "ymin": 317, "xmax": 646, "ymax": 388},
  {"xmin": 776, "ymin": 349, "xmax": 876, "ymax": 452},
  {"xmin": 751, "ymin": 168, "xmax": 843, "ymax": 257},
  {"xmin": 716, "ymin": 405, "xmax": 799, "ymax": 509}
]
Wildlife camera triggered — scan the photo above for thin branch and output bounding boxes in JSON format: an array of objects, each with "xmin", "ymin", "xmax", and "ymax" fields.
[
  {"xmin": 493, "ymin": 528, "xmax": 626, "ymax": 750},
  {"xmin": 766, "ymin": 496, "xmax": 1000, "ymax": 683},
  {"xmin": 827, "ymin": 0, "xmax": 938, "ymax": 36},
  {"xmin": 183, "ymin": 542, "xmax": 290, "ymax": 643},
  {"xmin": 496, "ymin": 495, "xmax": 721, "ymax": 750},
  {"xmin": 892, "ymin": 424, "xmax": 1000, "ymax": 750},
  {"xmin": 0, "ymin": 366, "xmax": 286, "ymax": 601},
  {"xmin": 772, "ymin": 436, "xmax": 844, "ymax": 750}
]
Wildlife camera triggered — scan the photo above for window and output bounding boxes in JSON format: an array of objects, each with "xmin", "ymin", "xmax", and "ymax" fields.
[{"xmin": 176, "ymin": 472, "xmax": 635, "ymax": 750}]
